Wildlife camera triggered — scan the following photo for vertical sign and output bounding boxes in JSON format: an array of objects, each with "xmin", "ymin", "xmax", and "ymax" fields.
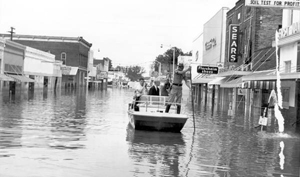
[{"xmin": 228, "ymin": 24, "xmax": 239, "ymax": 62}]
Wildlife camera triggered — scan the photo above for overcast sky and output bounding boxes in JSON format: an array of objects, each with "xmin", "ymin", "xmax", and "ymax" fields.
[{"xmin": 0, "ymin": 0, "xmax": 237, "ymax": 68}]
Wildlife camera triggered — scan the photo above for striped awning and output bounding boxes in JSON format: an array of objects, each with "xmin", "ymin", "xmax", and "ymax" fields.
[
  {"xmin": 241, "ymin": 80, "xmax": 276, "ymax": 90},
  {"xmin": 7, "ymin": 74, "xmax": 35, "ymax": 83},
  {"xmin": 0, "ymin": 74, "xmax": 14, "ymax": 81},
  {"xmin": 220, "ymin": 77, "xmax": 243, "ymax": 88}
]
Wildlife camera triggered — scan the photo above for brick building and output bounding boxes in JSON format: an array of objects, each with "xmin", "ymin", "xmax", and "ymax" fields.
[
  {"xmin": 0, "ymin": 34, "xmax": 92, "ymax": 89},
  {"xmin": 224, "ymin": 0, "xmax": 282, "ymax": 71}
]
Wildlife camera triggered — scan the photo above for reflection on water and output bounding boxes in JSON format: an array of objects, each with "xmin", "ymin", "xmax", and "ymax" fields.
[
  {"xmin": 0, "ymin": 88, "xmax": 299, "ymax": 177},
  {"xmin": 126, "ymin": 126, "xmax": 185, "ymax": 176}
]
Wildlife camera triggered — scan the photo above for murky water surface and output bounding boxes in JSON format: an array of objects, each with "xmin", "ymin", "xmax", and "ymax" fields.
[{"xmin": 0, "ymin": 88, "xmax": 299, "ymax": 177}]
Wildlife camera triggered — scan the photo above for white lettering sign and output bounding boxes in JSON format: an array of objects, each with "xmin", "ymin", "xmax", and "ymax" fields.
[
  {"xmin": 228, "ymin": 25, "xmax": 239, "ymax": 63},
  {"xmin": 278, "ymin": 22, "xmax": 300, "ymax": 39},
  {"xmin": 245, "ymin": 0, "xmax": 300, "ymax": 9}
]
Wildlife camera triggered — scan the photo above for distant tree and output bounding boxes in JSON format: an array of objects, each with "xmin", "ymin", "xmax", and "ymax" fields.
[
  {"xmin": 184, "ymin": 51, "xmax": 192, "ymax": 56},
  {"xmin": 126, "ymin": 65, "xmax": 146, "ymax": 81},
  {"xmin": 154, "ymin": 47, "xmax": 184, "ymax": 74}
]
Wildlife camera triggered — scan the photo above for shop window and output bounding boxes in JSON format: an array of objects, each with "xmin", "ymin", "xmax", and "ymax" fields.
[
  {"xmin": 284, "ymin": 61, "xmax": 291, "ymax": 73},
  {"xmin": 246, "ymin": 7, "xmax": 251, "ymax": 18},
  {"xmin": 282, "ymin": 87, "xmax": 290, "ymax": 109},
  {"xmin": 237, "ymin": 12, "xmax": 241, "ymax": 23},
  {"xmin": 61, "ymin": 52, "xmax": 67, "ymax": 65}
]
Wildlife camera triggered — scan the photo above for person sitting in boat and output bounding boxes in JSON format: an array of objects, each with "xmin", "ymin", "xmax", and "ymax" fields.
[
  {"xmin": 161, "ymin": 78, "xmax": 171, "ymax": 96},
  {"xmin": 133, "ymin": 77, "xmax": 148, "ymax": 111},
  {"xmin": 165, "ymin": 63, "xmax": 191, "ymax": 114},
  {"xmin": 148, "ymin": 79, "xmax": 160, "ymax": 96}
]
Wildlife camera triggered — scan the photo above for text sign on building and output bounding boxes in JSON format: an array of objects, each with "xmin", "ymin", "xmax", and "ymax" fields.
[
  {"xmin": 228, "ymin": 24, "xmax": 239, "ymax": 63},
  {"xmin": 205, "ymin": 38, "xmax": 217, "ymax": 50},
  {"xmin": 197, "ymin": 65, "xmax": 219, "ymax": 74},
  {"xmin": 96, "ymin": 71, "xmax": 108, "ymax": 80},
  {"xmin": 61, "ymin": 66, "xmax": 71, "ymax": 75},
  {"xmin": 278, "ymin": 22, "xmax": 300, "ymax": 39},
  {"xmin": 245, "ymin": 0, "xmax": 300, "ymax": 9}
]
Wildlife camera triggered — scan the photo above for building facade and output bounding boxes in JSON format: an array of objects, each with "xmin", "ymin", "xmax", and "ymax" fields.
[
  {"xmin": 24, "ymin": 46, "xmax": 62, "ymax": 91},
  {"xmin": 0, "ymin": 39, "xmax": 34, "ymax": 95},
  {"xmin": 191, "ymin": 0, "xmax": 300, "ymax": 130},
  {"xmin": 0, "ymin": 34, "xmax": 92, "ymax": 89},
  {"xmin": 217, "ymin": 0, "xmax": 282, "ymax": 118},
  {"xmin": 224, "ymin": 0, "xmax": 282, "ymax": 71},
  {"xmin": 203, "ymin": 7, "xmax": 229, "ymax": 67},
  {"xmin": 0, "ymin": 38, "xmax": 63, "ymax": 95},
  {"xmin": 192, "ymin": 7, "xmax": 230, "ymax": 109}
]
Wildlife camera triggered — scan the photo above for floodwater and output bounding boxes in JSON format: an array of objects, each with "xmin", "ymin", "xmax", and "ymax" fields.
[{"xmin": 0, "ymin": 88, "xmax": 299, "ymax": 177}]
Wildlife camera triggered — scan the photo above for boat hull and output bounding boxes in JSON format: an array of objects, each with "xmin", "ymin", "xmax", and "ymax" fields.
[{"xmin": 128, "ymin": 110, "xmax": 188, "ymax": 132}]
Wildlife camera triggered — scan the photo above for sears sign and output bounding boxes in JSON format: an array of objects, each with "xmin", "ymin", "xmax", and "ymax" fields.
[{"xmin": 228, "ymin": 24, "xmax": 239, "ymax": 62}]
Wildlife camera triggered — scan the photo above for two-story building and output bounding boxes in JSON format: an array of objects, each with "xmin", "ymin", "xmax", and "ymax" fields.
[
  {"xmin": 0, "ymin": 34, "xmax": 92, "ymax": 89},
  {"xmin": 0, "ymin": 39, "xmax": 35, "ymax": 95},
  {"xmin": 207, "ymin": 0, "xmax": 282, "ymax": 119},
  {"xmin": 24, "ymin": 46, "xmax": 62, "ymax": 91}
]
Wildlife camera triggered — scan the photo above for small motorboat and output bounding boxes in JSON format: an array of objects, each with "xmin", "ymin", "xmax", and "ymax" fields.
[{"xmin": 128, "ymin": 95, "xmax": 188, "ymax": 132}]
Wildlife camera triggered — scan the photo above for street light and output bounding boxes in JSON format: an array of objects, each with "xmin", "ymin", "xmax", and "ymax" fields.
[{"xmin": 160, "ymin": 44, "xmax": 175, "ymax": 80}]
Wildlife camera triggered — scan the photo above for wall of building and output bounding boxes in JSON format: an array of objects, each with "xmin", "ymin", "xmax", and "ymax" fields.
[
  {"xmin": 14, "ymin": 39, "xmax": 90, "ymax": 88},
  {"xmin": 0, "ymin": 39, "xmax": 5, "ymax": 90},
  {"xmin": 280, "ymin": 43, "xmax": 297, "ymax": 73},
  {"xmin": 14, "ymin": 40, "xmax": 80, "ymax": 66},
  {"xmin": 24, "ymin": 46, "xmax": 62, "ymax": 90},
  {"xmin": 225, "ymin": 0, "xmax": 282, "ymax": 70},
  {"xmin": 0, "ymin": 39, "xmax": 4, "ymax": 74},
  {"xmin": 253, "ymin": 8, "xmax": 282, "ymax": 51},
  {"xmin": 203, "ymin": 7, "xmax": 229, "ymax": 66},
  {"xmin": 3, "ymin": 41, "xmax": 25, "ymax": 74},
  {"xmin": 192, "ymin": 34, "xmax": 203, "ymax": 65}
]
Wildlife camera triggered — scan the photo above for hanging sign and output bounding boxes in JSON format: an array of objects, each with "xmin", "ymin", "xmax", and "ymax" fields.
[
  {"xmin": 245, "ymin": 0, "xmax": 300, "ymax": 9},
  {"xmin": 228, "ymin": 24, "xmax": 239, "ymax": 62},
  {"xmin": 197, "ymin": 65, "xmax": 219, "ymax": 74}
]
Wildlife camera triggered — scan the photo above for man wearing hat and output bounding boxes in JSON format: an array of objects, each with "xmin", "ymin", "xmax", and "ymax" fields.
[{"xmin": 165, "ymin": 63, "xmax": 191, "ymax": 114}]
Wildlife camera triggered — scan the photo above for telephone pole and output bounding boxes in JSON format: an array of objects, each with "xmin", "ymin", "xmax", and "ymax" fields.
[{"xmin": 8, "ymin": 27, "xmax": 15, "ymax": 40}]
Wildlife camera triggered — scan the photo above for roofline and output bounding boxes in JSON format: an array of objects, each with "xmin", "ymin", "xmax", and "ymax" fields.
[{"xmin": 0, "ymin": 34, "xmax": 92, "ymax": 48}]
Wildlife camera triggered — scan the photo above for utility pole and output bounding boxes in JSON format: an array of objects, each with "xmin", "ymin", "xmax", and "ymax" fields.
[{"xmin": 8, "ymin": 27, "xmax": 15, "ymax": 40}]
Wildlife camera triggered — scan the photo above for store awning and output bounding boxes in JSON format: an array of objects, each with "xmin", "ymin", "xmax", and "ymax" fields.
[
  {"xmin": 242, "ymin": 80, "xmax": 276, "ymax": 90},
  {"xmin": 192, "ymin": 74, "xmax": 214, "ymax": 84},
  {"xmin": 242, "ymin": 69, "xmax": 300, "ymax": 81},
  {"xmin": 221, "ymin": 77, "xmax": 243, "ymax": 88},
  {"xmin": 193, "ymin": 78, "xmax": 214, "ymax": 84},
  {"xmin": 7, "ymin": 74, "xmax": 35, "ymax": 83},
  {"xmin": 69, "ymin": 67, "xmax": 78, "ymax": 76},
  {"xmin": 242, "ymin": 70, "xmax": 276, "ymax": 81},
  {"xmin": 217, "ymin": 70, "xmax": 252, "ymax": 77},
  {"xmin": 0, "ymin": 74, "xmax": 14, "ymax": 81},
  {"xmin": 61, "ymin": 66, "xmax": 78, "ymax": 76},
  {"xmin": 208, "ymin": 77, "xmax": 225, "ymax": 85}
]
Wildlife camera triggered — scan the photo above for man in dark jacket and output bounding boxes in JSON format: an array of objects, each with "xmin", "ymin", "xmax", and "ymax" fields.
[{"xmin": 148, "ymin": 79, "xmax": 160, "ymax": 96}]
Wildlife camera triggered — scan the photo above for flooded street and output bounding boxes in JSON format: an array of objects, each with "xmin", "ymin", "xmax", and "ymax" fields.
[{"xmin": 0, "ymin": 88, "xmax": 299, "ymax": 177}]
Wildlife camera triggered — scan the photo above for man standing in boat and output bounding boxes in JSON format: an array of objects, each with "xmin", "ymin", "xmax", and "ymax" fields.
[{"xmin": 165, "ymin": 63, "xmax": 191, "ymax": 114}]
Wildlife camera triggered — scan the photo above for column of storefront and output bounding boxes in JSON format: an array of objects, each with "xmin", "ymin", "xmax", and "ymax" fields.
[
  {"xmin": 0, "ymin": 39, "xmax": 4, "ymax": 91},
  {"xmin": 296, "ymin": 80, "xmax": 300, "ymax": 129},
  {"xmin": 232, "ymin": 88, "xmax": 238, "ymax": 116}
]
